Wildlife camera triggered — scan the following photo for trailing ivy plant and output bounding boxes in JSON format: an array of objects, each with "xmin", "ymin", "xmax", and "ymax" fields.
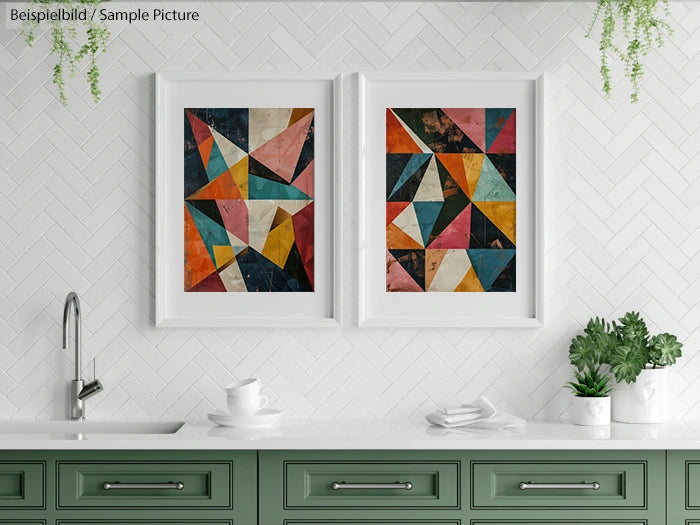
[
  {"xmin": 21, "ymin": 0, "xmax": 110, "ymax": 105},
  {"xmin": 587, "ymin": 0, "xmax": 674, "ymax": 103}
]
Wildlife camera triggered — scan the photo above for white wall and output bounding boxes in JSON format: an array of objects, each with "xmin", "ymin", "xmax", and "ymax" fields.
[{"xmin": 1, "ymin": 2, "xmax": 699, "ymax": 424}]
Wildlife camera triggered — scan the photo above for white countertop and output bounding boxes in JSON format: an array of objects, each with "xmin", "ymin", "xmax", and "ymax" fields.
[{"xmin": 3, "ymin": 418, "xmax": 700, "ymax": 449}]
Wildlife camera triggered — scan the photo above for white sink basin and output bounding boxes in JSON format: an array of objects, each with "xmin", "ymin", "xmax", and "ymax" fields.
[{"xmin": 0, "ymin": 420, "xmax": 184, "ymax": 435}]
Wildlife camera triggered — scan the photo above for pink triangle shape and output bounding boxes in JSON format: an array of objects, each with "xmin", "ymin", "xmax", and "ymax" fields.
[
  {"xmin": 217, "ymin": 200, "xmax": 249, "ymax": 244},
  {"xmin": 487, "ymin": 110, "xmax": 516, "ymax": 153},
  {"xmin": 427, "ymin": 203, "xmax": 472, "ymax": 249},
  {"xmin": 249, "ymin": 112, "xmax": 313, "ymax": 183},
  {"xmin": 292, "ymin": 159, "xmax": 314, "ymax": 198},
  {"xmin": 386, "ymin": 250, "xmax": 423, "ymax": 292},
  {"xmin": 442, "ymin": 108, "xmax": 485, "ymax": 152}
]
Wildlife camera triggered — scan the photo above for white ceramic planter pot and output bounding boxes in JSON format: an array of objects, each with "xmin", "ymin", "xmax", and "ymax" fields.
[
  {"xmin": 571, "ymin": 396, "xmax": 611, "ymax": 426},
  {"xmin": 612, "ymin": 367, "xmax": 668, "ymax": 424}
]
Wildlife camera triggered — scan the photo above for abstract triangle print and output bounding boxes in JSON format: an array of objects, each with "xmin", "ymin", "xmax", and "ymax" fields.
[
  {"xmin": 386, "ymin": 107, "xmax": 516, "ymax": 292},
  {"xmin": 183, "ymin": 108, "xmax": 314, "ymax": 292}
]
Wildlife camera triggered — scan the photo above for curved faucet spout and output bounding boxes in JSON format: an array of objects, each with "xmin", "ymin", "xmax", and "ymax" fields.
[
  {"xmin": 62, "ymin": 292, "xmax": 81, "ymax": 381},
  {"xmin": 62, "ymin": 292, "xmax": 102, "ymax": 421}
]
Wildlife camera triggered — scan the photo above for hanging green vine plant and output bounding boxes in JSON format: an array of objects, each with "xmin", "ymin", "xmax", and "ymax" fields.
[
  {"xmin": 21, "ymin": 0, "xmax": 110, "ymax": 105},
  {"xmin": 587, "ymin": 0, "xmax": 674, "ymax": 103}
]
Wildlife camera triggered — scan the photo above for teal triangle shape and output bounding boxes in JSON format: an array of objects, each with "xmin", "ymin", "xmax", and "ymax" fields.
[
  {"xmin": 205, "ymin": 140, "xmax": 229, "ymax": 182},
  {"xmin": 486, "ymin": 108, "xmax": 514, "ymax": 152},
  {"xmin": 472, "ymin": 155, "xmax": 515, "ymax": 202},
  {"xmin": 248, "ymin": 174, "xmax": 311, "ymax": 200},
  {"xmin": 186, "ymin": 201, "xmax": 230, "ymax": 264},
  {"xmin": 467, "ymin": 249, "xmax": 515, "ymax": 291},
  {"xmin": 413, "ymin": 201, "xmax": 443, "ymax": 246},
  {"xmin": 389, "ymin": 153, "xmax": 432, "ymax": 198}
]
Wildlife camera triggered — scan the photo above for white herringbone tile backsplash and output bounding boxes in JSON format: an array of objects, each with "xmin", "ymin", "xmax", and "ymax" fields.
[{"xmin": 1, "ymin": 2, "xmax": 700, "ymax": 424}]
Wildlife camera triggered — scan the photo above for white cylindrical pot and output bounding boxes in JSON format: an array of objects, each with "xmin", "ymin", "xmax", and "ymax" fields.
[
  {"xmin": 571, "ymin": 396, "xmax": 611, "ymax": 426},
  {"xmin": 612, "ymin": 367, "xmax": 668, "ymax": 424}
]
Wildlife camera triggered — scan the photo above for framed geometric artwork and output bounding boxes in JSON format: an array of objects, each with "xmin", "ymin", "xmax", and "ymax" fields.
[
  {"xmin": 156, "ymin": 72, "xmax": 342, "ymax": 327},
  {"xmin": 358, "ymin": 72, "xmax": 544, "ymax": 327}
]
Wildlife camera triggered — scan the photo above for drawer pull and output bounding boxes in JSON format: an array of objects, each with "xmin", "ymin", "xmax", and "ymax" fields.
[
  {"xmin": 331, "ymin": 481, "xmax": 413, "ymax": 490},
  {"xmin": 519, "ymin": 481, "xmax": 600, "ymax": 490},
  {"xmin": 102, "ymin": 482, "xmax": 184, "ymax": 490}
]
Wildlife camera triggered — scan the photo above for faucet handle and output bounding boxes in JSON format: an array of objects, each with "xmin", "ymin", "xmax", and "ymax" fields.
[{"xmin": 78, "ymin": 379, "xmax": 103, "ymax": 401}]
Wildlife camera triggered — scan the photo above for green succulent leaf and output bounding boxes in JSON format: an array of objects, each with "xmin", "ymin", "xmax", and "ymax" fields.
[
  {"xmin": 569, "ymin": 335, "xmax": 599, "ymax": 371},
  {"xmin": 609, "ymin": 345, "xmax": 647, "ymax": 384},
  {"xmin": 564, "ymin": 366, "xmax": 613, "ymax": 397},
  {"xmin": 650, "ymin": 333, "xmax": 683, "ymax": 367}
]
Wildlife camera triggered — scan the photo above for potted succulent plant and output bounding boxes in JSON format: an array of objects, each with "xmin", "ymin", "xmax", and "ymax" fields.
[
  {"xmin": 566, "ymin": 318, "xmax": 615, "ymax": 426},
  {"xmin": 569, "ymin": 312, "xmax": 683, "ymax": 424},
  {"xmin": 565, "ymin": 365, "xmax": 613, "ymax": 426},
  {"xmin": 606, "ymin": 312, "xmax": 682, "ymax": 423}
]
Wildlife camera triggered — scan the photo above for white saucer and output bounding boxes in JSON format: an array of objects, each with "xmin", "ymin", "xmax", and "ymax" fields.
[{"xmin": 207, "ymin": 408, "xmax": 282, "ymax": 428}]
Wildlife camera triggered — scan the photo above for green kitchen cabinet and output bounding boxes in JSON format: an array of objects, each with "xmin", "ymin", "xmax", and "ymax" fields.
[
  {"xmin": 0, "ymin": 451, "xmax": 256, "ymax": 525},
  {"xmin": 667, "ymin": 450, "xmax": 700, "ymax": 525},
  {"xmin": 258, "ymin": 449, "xmax": 666, "ymax": 525},
  {"xmin": 0, "ymin": 447, "xmax": 681, "ymax": 525}
]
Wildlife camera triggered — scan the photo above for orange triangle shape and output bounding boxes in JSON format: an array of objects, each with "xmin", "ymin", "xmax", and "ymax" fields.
[
  {"xmin": 387, "ymin": 223, "xmax": 423, "ymax": 250},
  {"xmin": 198, "ymin": 136, "xmax": 214, "ymax": 170},
  {"xmin": 473, "ymin": 201, "xmax": 516, "ymax": 244},
  {"xmin": 187, "ymin": 170, "xmax": 242, "ymax": 200},
  {"xmin": 488, "ymin": 111, "xmax": 516, "ymax": 153},
  {"xmin": 386, "ymin": 201, "xmax": 411, "ymax": 227},
  {"xmin": 184, "ymin": 204, "xmax": 217, "ymax": 290},
  {"xmin": 386, "ymin": 109, "xmax": 423, "ymax": 153},
  {"xmin": 425, "ymin": 249, "xmax": 448, "ymax": 290},
  {"xmin": 455, "ymin": 266, "xmax": 484, "ymax": 292},
  {"xmin": 289, "ymin": 108, "xmax": 314, "ymax": 127},
  {"xmin": 436, "ymin": 154, "xmax": 470, "ymax": 198}
]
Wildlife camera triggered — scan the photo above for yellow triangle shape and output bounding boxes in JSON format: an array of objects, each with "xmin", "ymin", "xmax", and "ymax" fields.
[
  {"xmin": 462, "ymin": 154, "xmax": 484, "ymax": 199},
  {"xmin": 231, "ymin": 156, "xmax": 248, "ymax": 200},
  {"xmin": 473, "ymin": 201, "xmax": 516, "ymax": 244},
  {"xmin": 454, "ymin": 266, "xmax": 484, "ymax": 292},
  {"xmin": 261, "ymin": 217, "xmax": 295, "ymax": 268},
  {"xmin": 213, "ymin": 245, "xmax": 235, "ymax": 269}
]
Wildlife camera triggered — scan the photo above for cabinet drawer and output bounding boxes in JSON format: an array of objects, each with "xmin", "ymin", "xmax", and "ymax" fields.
[
  {"xmin": 284, "ymin": 461, "xmax": 459, "ymax": 509},
  {"xmin": 0, "ymin": 462, "xmax": 45, "ymax": 509},
  {"xmin": 471, "ymin": 460, "xmax": 646, "ymax": 509},
  {"xmin": 472, "ymin": 523, "xmax": 645, "ymax": 525},
  {"xmin": 287, "ymin": 522, "xmax": 459, "ymax": 525},
  {"xmin": 57, "ymin": 461, "xmax": 232, "ymax": 509},
  {"xmin": 57, "ymin": 522, "xmax": 231, "ymax": 525}
]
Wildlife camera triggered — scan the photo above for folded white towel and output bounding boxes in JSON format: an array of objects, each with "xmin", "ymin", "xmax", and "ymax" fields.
[{"xmin": 426, "ymin": 397, "xmax": 526, "ymax": 431}]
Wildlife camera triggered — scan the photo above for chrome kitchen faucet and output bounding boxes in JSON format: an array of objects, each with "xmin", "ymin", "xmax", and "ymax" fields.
[{"xmin": 63, "ymin": 292, "xmax": 103, "ymax": 420}]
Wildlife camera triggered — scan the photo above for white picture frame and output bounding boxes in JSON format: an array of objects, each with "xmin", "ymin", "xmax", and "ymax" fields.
[
  {"xmin": 156, "ymin": 72, "xmax": 342, "ymax": 327},
  {"xmin": 358, "ymin": 72, "xmax": 544, "ymax": 328}
]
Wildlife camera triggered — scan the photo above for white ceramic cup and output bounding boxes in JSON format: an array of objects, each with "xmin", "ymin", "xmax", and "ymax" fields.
[
  {"xmin": 227, "ymin": 394, "xmax": 268, "ymax": 416},
  {"xmin": 225, "ymin": 378, "xmax": 261, "ymax": 397}
]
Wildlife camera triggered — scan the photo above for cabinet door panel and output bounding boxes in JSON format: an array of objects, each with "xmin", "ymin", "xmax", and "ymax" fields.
[{"xmin": 0, "ymin": 462, "xmax": 44, "ymax": 509}]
